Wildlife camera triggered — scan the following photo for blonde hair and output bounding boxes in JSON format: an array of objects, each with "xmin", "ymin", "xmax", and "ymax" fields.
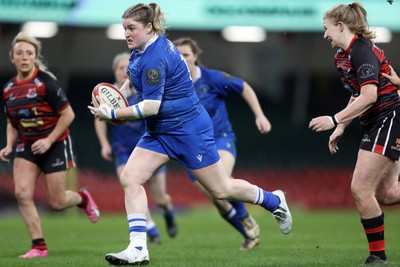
[
  {"xmin": 122, "ymin": 3, "xmax": 166, "ymax": 35},
  {"xmin": 112, "ymin": 52, "xmax": 130, "ymax": 71},
  {"xmin": 10, "ymin": 32, "xmax": 56, "ymax": 79},
  {"xmin": 324, "ymin": 2, "xmax": 375, "ymax": 40}
]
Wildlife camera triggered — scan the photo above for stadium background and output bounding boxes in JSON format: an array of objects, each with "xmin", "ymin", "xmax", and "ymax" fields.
[{"xmin": 0, "ymin": 0, "xmax": 399, "ymax": 212}]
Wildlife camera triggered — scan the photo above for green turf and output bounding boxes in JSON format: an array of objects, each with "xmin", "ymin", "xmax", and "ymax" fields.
[{"xmin": 0, "ymin": 206, "xmax": 399, "ymax": 267}]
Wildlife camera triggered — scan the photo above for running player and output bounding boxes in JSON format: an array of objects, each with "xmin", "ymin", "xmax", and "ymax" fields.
[
  {"xmin": 89, "ymin": 3, "xmax": 292, "ymax": 265},
  {"xmin": 173, "ymin": 37, "xmax": 272, "ymax": 250},
  {"xmin": 309, "ymin": 2, "xmax": 400, "ymax": 265},
  {"xmin": 0, "ymin": 32, "xmax": 99, "ymax": 258},
  {"xmin": 94, "ymin": 52, "xmax": 177, "ymax": 243}
]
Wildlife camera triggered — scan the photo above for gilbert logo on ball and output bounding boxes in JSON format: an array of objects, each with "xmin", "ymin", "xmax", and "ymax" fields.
[
  {"xmin": 91, "ymin": 83, "xmax": 128, "ymax": 109},
  {"xmin": 91, "ymin": 82, "xmax": 129, "ymax": 124}
]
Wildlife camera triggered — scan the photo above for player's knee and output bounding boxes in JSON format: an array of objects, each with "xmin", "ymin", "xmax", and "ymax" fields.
[
  {"xmin": 14, "ymin": 188, "xmax": 33, "ymax": 203},
  {"xmin": 350, "ymin": 180, "xmax": 367, "ymax": 200},
  {"xmin": 207, "ymin": 189, "xmax": 228, "ymax": 200},
  {"xmin": 48, "ymin": 199, "xmax": 65, "ymax": 210},
  {"xmin": 376, "ymin": 187, "xmax": 399, "ymax": 205}
]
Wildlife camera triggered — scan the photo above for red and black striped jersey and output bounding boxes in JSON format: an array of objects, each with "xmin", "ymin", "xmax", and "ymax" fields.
[
  {"xmin": 2, "ymin": 67, "xmax": 70, "ymax": 144},
  {"xmin": 334, "ymin": 34, "xmax": 400, "ymax": 126}
]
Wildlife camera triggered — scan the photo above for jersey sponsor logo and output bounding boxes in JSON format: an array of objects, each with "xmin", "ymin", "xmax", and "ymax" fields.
[
  {"xmin": 18, "ymin": 109, "xmax": 30, "ymax": 118},
  {"xmin": 391, "ymin": 138, "xmax": 400, "ymax": 152},
  {"xmin": 16, "ymin": 143, "xmax": 25, "ymax": 152},
  {"xmin": 167, "ymin": 40, "xmax": 175, "ymax": 52},
  {"xmin": 361, "ymin": 134, "xmax": 371, "ymax": 143},
  {"xmin": 26, "ymin": 88, "xmax": 37, "ymax": 99},
  {"xmin": 358, "ymin": 63, "xmax": 375, "ymax": 79},
  {"xmin": 51, "ymin": 158, "xmax": 65, "ymax": 168},
  {"xmin": 21, "ymin": 120, "xmax": 44, "ymax": 128},
  {"xmin": 145, "ymin": 69, "xmax": 161, "ymax": 85},
  {"xmin": 196, "ymin": 154, "xmax": 203, "ymax": 162}
]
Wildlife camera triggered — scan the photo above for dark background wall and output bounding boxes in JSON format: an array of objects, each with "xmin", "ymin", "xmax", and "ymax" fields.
[{"xmin": 1, "ymin": 24, "xmax": 399, "ymax": 173}]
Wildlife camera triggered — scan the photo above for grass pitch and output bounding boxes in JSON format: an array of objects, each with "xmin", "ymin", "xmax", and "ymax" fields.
[{"xmin": 0, "ymin": 206, "xmax": 399, "ymax": 267}]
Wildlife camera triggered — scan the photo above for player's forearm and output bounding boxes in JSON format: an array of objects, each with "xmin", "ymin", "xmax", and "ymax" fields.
[
  {"xmin": 335, "ymin": 85, "xmax": 376, "ymax": 124},
  {"xmin": 47, "ymin": 106, "xmax": 75, "ymax": 144},
  {"xmin": 115, "ymin": 100, "xmax": 161, "ymax": 120},
  {"xmin": 94, "ymin": 119, "xmax": 110, "ymax": 147},
  {"xmin": 5, "ymin": 120, "xmax": 18, "ymax": 148},
  {"xmin": 241, "ymin": 82, "xmax": 266, "ymax": 118}
]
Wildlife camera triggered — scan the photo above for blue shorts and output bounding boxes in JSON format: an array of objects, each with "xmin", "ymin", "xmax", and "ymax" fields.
[
  {"xmin": 114, "ymin": 144, "xmax": 167, "ymax": 174},
  {"xmin": 186, "ymin": 136, "xmax": 236, "ymax": 182},
  {"xmin": 136, "ymin": 110, "xmax": 220, "ymax": 170}
]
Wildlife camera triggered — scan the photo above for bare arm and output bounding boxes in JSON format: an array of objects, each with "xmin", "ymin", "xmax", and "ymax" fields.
[
  {"xmin": 0, "ymin": 119, "xmax": 18, "ymax": 163},
  {"xmin": 328, "ymin": 96, "xmax": 354, "ymax": 154},
  {"xmin": 88, "ymin": 99, "xmax": 161, "ymax": 121},
  {"xmin": 119, "ymin": 79, "xmax": 133, "ymax": 98},
  {"xmin": 335, "ymin": 84, "xmax": 376, "ymax": 124},
  {"xmin": 241, "ymin": 82, "xmax": 271, "ymax": 134},
  {"xmin": 309, "ymin": 84, "xmax": 377, "ymax": 132},
  {"xmin": 31, "ymin": 105, "xmax": 75, "ymax": 155},
  {"xmin": 94, "ymin": 118, "xmax": 113, "ymax": 161}
]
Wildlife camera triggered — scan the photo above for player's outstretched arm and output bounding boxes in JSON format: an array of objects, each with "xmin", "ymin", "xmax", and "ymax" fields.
[{"xmin": 241, "ymin": 81, "xmax": 271, "ymax": 134}]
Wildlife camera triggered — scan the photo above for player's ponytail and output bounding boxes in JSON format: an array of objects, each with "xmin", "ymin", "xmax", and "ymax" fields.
[
  {"xmin": 122, "ymin": 3, "xmax": 166, "ymax": 36},
  {"xmin": 324, "ymin": 2, "xmax": 375, "ymax": 41}
]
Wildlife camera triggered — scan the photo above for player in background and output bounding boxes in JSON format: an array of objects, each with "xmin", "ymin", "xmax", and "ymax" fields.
[
  {"xmin": 94, "ymin": 52, "xmax": 177, "ymax": 243},
  {"xmin": 0, "ymin": 32, "xmax": 99, "ymax": 258},
  {"xmin": 309, "ymin": 2, "xmax": 400, "ymax": 265},
  {"xmin": 173, "ymin": 37, "xmax": 271, "ymax": 250},
  {"xmin": 89, "ymin": 3, "xmax": 292, "ymax": 265}
]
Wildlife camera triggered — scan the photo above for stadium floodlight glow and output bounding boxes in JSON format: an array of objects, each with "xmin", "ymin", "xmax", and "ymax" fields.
[
  {"xmin": 222, "ymin": 26, "xmax": 266, "ymax": 43},
  {"xmin": 21, "ymin": 22, "xmax": 58, "ymax": 38},
  {"xmin": 371, "ymin": 27, "xmax": 392, "ymax": 43},
  {"xmin": 107, "ymin": 24, "xmax": 125, "ymax": 40}
]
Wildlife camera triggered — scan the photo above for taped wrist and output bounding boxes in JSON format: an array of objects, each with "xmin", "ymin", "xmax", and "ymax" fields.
[
  {"xmin": 331, "ymin": 115, "xmax": 339, "ymax": 126},
  {"xmin": 111, "ymin": 109, "xmax": 116, "ymax": 119},
  {"xmin": 133, "ymin": 103, "xmax": 144, "ymax": 118}
]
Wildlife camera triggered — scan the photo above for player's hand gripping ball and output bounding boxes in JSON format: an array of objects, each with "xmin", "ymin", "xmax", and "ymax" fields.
[{"xmin": 91, "ymin": 82, "xmax": 128, "ymax": 125}]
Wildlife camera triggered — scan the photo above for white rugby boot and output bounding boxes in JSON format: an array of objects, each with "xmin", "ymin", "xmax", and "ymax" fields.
[
  {"xmin": 105, "ymin": 245, "xmax": 149, "ymax": 266},
  {"xmin": 271, "ymin": 190, "xmax": 292, "ymax": 234},
  {"xmin": 241, "ymin": 214, "xmax": 260, "ymax": 240}
]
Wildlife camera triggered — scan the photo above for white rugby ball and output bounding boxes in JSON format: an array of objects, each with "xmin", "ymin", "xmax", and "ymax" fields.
[{"xmin": 91, "ymin": 82, "xmax": 128, "ymax": 124}]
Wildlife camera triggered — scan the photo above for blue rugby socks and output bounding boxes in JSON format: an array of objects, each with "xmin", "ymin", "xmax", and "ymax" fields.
[{"xmin": 253, "ymin": 187, "xmax": 280, "ymax": 212}]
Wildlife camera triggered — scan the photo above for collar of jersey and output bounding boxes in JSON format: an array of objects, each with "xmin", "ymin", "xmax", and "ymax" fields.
[{"xmin": 136, "ymin": 34, "xmax": 159, "ymax": 54}]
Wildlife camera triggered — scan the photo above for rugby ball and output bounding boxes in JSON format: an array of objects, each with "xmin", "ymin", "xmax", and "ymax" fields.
[{"xmin": 91, "ymin": 82, "xmax": 129, "ymax": 124}]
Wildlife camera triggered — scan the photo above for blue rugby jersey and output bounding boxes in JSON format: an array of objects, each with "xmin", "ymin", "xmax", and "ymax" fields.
[
  {"xmin": 194, "ymin": 66, "xmax": 244, "ymax": 139},
  {"xmin": 128, "ymin": 35, "xmax": 203, "ymax": 133}
]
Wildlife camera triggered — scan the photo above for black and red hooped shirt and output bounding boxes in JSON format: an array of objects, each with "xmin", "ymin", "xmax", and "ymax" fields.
[
  {"xmin": 2, "ymin": 67, "xmax": 70, "ymax": 144},
  {"xmin": 334, "ymin": 34, "xmax": 400, "ymax": 126}
]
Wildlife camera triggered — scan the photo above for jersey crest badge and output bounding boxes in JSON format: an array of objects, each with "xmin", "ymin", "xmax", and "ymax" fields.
[{"xmin": 145, "ymin": 69, "xmax": 161, "ymax": 85}]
